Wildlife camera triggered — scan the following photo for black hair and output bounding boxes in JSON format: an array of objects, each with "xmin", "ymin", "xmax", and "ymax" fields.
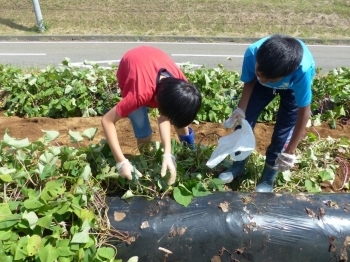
[
  {"xmin": 156, "ymin": 77, "xmax": 202, "ymax": 128},
  {"xmin": 256, "ymin": 34, "xmax": 303, "ymax": 79}
]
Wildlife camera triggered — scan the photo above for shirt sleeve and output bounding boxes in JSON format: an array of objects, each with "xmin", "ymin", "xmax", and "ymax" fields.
[
  {"xmin": 240, "ymin": 47, "xmax": 257, "ymax": 83},
  {"xmin": 291, "ymin": 66, "xmax": 315, "ymax": 107}
]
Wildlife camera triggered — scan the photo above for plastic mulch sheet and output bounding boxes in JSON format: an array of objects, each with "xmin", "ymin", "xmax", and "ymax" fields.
[{"xmin": 107, "ymin": 192, "xmax": 350, "ymax": 262}]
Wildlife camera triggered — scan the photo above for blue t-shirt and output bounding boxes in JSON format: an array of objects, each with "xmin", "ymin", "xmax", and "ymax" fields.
[{"xmin": 241, "ymin": 37, "xmax": 315, "ymax": 107}]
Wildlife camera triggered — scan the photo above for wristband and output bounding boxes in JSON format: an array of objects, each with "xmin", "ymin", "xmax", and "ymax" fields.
[
  {"xmin": 116, "ymin": 159, "xmax": 129, "ymax": 169},
  {"xmin": 163, "ymin": 154, "xmax": 175, "ymax": 160}
]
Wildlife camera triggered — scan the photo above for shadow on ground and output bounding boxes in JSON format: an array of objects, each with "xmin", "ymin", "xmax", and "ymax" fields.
[{"xmin": 0, "ymin": 17, "xmax": 34, "ymax": 32}]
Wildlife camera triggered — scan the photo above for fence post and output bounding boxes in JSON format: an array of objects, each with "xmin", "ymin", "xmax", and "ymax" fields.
[{"xmin": 32, "ymin": 0, "xmax": 45, "ymax": 32}]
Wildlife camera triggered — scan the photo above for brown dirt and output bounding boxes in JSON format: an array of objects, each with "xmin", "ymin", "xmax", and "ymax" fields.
[{"xmin": 1, "ymin": 114, "xmax": 349, "ymax": 191}]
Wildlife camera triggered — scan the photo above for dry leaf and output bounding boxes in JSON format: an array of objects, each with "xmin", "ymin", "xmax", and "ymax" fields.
[
  {"xmin": 177, "ymin": 227, "xmax": 186, "ymax": 236},
  {"xmin": 219, "ymin": 201, "xmax": 229, "ymax": 212},
  {"xmin": 158, "ymin": 247, "xmax": 173, "ymax": 254},
  {"xmin": 140, "ymin": 221, "xmax": 149, "ymax": 229},
  {"xmin": 210, "ymin": 255, "xmax": 221, "ymax": 262},
  {"xmin": 305, "ymin": 207, "xmax": 316, "ymax": 217},
  {"xmin": 114, "ymin": 212, "xmax": 126, "ymax": 221}
]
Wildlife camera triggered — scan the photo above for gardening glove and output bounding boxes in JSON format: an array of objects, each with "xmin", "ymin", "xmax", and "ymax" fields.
[
  {"xmin": 275, "ymin": 152, "xmax": 297, "ymax": 172},
  {"xmin": 161, "ymin": 154, "xmax": 177, "ymax": 185},
  {"xmin": 223, "ymin": 108, "xmax": 245, "ymax": 128},
  {"xmin": 116, "ymin": 159, "xmax": 143, "ymax": 181}
]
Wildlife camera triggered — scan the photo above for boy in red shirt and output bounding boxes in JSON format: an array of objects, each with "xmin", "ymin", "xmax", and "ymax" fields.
[{"xmin": 102, "ymin": 46, "xmax": 202, "ymax": 185}]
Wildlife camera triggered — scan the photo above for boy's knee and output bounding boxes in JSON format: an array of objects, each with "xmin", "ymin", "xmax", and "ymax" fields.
[{"xmin": 137, "ymin": 134, "xmax": 152, "ymax": 146}]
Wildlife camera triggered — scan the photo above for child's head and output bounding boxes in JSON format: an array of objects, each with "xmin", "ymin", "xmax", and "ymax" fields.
[
  {"xmin": 256, "ymin": 34, "xmax": 303, "ymax": 80},
  {"xmin": 156, "ymin": 78, "xmax": 202, "ymax": 128}
]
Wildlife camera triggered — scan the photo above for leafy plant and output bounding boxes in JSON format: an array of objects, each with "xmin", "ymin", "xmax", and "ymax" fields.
[
  {"xmin": 1, "ymin": 61, "xmax": 350, "ymax": 126},
  {"xmin": 1, "ymin": 59, "xmax": 120, "ymax": 118},
  {"xmin": 0, "ymin": 129, "xmax": 130, "ymax": 262},
  {"xmin": 311, "ymin": 67, "xmax": 350, "ymax": 128}
]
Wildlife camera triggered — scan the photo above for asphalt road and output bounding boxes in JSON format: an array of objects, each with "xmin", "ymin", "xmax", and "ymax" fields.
[{"xmin": 1, "ymin": 41, "xmax": 350, "ymax": 73}]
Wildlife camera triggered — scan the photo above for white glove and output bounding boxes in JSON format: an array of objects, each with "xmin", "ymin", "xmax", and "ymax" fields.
[
  {"xmin": 275, "ymin": 152, "xmax": 297, "ymax": 172},
  {"xmin": 116, "ymin": 159, "xmax": 143, "ymax": 180},
  {"xmin": 161, "ymin": 154, "xmax": 177, "ymax": 185},
  {"xmin": 223, "ymin": 108, "xmax": 245, "ymax": 128}
]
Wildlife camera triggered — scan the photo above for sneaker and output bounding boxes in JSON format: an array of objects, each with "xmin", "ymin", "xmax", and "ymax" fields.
[{"xmin": 218, "ymin": 159, "xmax": 247, "ymax": 184}]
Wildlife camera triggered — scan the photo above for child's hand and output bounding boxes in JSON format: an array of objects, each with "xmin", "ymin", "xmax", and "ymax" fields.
[
  {"xmin": 161, "ymin": 154, "xmax": 177, "ymax": 185},
  {"xmin": 116, "ymin": 159, "xmax": 143, "ymax": 180},
  {"xmin": 223, "ymin": 108, "xmax": 245, "ymax": 128},
  {"xmin": 275, "ymin": 152, "xmax": 296, "ymax": 172}
]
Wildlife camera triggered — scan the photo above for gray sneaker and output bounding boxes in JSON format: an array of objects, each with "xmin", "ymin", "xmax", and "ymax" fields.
[{"xmin": 218, "ymin": 159, "xmax": 247, "ymax": 184}]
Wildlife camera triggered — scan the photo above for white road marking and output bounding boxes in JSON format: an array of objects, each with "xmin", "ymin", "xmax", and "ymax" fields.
[
  {"xmin": 172, "ymin": 54, "xmax": 244, "ymax": 57},
  {"xmin": 67, "ymin": 60, "xmax": 203, "ymax": 69},
  {"xmin": 1, "ymin": 41, "xmax": 349, "ymax": 47},
  {"xmin": 0, "ymin": 53, "xmax": 46, "ymax": 56},
  {"xmin": 71, "ymin": 60, "xmax": 121, "ymax": 64}
]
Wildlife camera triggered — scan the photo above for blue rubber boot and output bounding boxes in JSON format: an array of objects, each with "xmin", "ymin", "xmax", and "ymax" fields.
[
  {"xmin": 255, "ymin": 164, "xmax": 278, "ymax": 192},
  {"xmin": 218, "ymin": 159, "xmax": 248, "ymax": 184},
  {"xmin": 179, "ymin": 127, "xmax": 195, "ymax": 150}
]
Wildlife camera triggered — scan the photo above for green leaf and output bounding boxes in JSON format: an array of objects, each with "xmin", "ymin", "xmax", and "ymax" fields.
[
  {"xmin": 330, "ymin": 119, "xmax": 336, "ymax": 129},
  {"xmin": 82, "ymin": 127, "xmax": 98, "ymax": 140},
  {"xmin": 65, "ymin": 85, "xmax": 73, "ymax": 94},
  {"xmin": 282, "ymin": 171, "xmax": 291, "ymax": 182},
  {"xmin": 97, "ymin": 247, "xmax": 116, "ymax": 260},
  {"xmin": 40, "ymin": 181, "xmax": 66, "ymax": 201},
  {"xmin": 27, "ymin": 235, "xmax": 41, "ymax": 256},
  {"xmin": 304, "ymin": 179, "xmax": 321, "ymax": 193},
  {"xmin": 22, "ymin": 211, "xmax": 39, "ymax": 230},
  {"xmin": 37, "ymin": 215, "xmax": 53, "ymax": 228},
  {"xmin": 0, "ymin": 167, "xmax": 16, "ymax": 176},
  {"xmin": 0, "ymin": 230, "xmax": 12, "ymax": 241},
  {"xmin": 23, "ymin": 199, "xmax": 44, "ymax": 210},
  {"xmin": 127, "ymin": 256, "xmax": 139, "ymax": 262},
  {"xmin": 173, "ymin": 187, "xmax": 193, "ymax": 207},
  {"xmin": 121, "ymin": 190, "xmax": 134, "ymax": 199},
  {"xmin": 14, "ymin": 236, "xmax": 28, "ymax": 261},
  {"xmin": 87, "ymin": 108, "xmax": 97, "ymax": 116},
  {"xmin": 39, "ymin": 244, "xmax": 58, "ymax": 262},
  {"xmin": 74, "ymin": 209, "xmax": 95, "ymax": 223},
  {"xmin": 210, "ymin": 178, "xmax": 224, "ymax": 191},
  {"xmin": 306, "ymin": 148, "xmax": 317, "ymax": 161},
  {"xmin": 28, "ymin": 77, "xmax": 37, "ymax": 86},
  {"xmin": 0, "ymin": 174, "xmax": 12, "ymax": 182},
  {"xmin": 319, "ymin": 169, "xmax": 335, "ymax": 183},
  {"xmin": 68, "ymin": 130, "xmax": 83, "ymax": 142},
  {"xmin": 42, "ymin": 130, "xmax": 60, "ymax": 142},
  {"xmin": 56, "ymin": 247, "xmax": 75, "ymax": 257},
  {"xmin": 0, "ymin": 203, "xmax": 21, "ymax": 229},
  {"xmin": 62, "ymin": 57, "xmax": 71, "ymax": 66},
  {"xmin": 71, "ymin": 231, "xmax": 89, "ymax": 244},
  {"xmin": 192, "ymin": 183, "xmax": 211, "ymax": 197},
  {"xmin": 39, "ymin": 151, "xmax": 58, "ymax": 164},
  {"xmin": 80, "ymin": 165, "xmax": 92, "ymax": 181},
  {"xmin": 71, "ymin": 220, "xmax": 91, "ymax": 244},
  {"xmin": 3, "ymin": 133, "xmax": 30, "ymax": 148}
]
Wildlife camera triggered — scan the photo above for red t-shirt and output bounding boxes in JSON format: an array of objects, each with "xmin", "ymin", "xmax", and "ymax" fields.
[{"xmin": 116, "ymin": 46, "xmax": 188, "ymax": 117}]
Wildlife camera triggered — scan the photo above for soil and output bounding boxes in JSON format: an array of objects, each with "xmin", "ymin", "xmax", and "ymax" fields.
[{"xmin": 1, "ymin": 114, "xmax": 349, "ymax": 192}]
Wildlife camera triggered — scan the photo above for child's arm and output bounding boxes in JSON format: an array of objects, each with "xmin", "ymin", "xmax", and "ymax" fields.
[
  {"xmin": 284, "ymin": 105, "xmax": 310, "ymax": 154},
  {"xmin": 101, "ymin": 106, "xmax": 142, "ymax": 180},
  {"xmin": 158, "ymin": 115, "xmax": 177, "ymax": 185},
  {"xmin": 238, "ymin": 78, "xmax": 257, "ymax": 112}
]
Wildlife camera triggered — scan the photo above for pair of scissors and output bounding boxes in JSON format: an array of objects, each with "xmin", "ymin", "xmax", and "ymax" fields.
[{"xmin": 132, "ymin": 164, "xmax": 143, "ymax": 192}]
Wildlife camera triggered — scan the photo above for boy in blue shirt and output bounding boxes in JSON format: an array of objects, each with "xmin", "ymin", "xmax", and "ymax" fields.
[{"xmin": 220, "ymin": 34, "xmax": 315, "ymax": 192}]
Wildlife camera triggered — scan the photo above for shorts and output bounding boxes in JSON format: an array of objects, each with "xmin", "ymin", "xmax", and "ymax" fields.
[{"xmin": 128, "ymin": 106, "xmax": 153, "ymax": 139}]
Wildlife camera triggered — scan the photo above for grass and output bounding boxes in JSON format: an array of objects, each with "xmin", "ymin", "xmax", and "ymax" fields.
[{"xmin": 1, "ymin": 0, "xmax": 350, "ymax": 40}]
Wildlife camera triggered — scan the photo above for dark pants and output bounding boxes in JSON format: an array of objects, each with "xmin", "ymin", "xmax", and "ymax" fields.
[{"xmin": 245, "ymin": 82, "xmax": 298, "ymax": 167}]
